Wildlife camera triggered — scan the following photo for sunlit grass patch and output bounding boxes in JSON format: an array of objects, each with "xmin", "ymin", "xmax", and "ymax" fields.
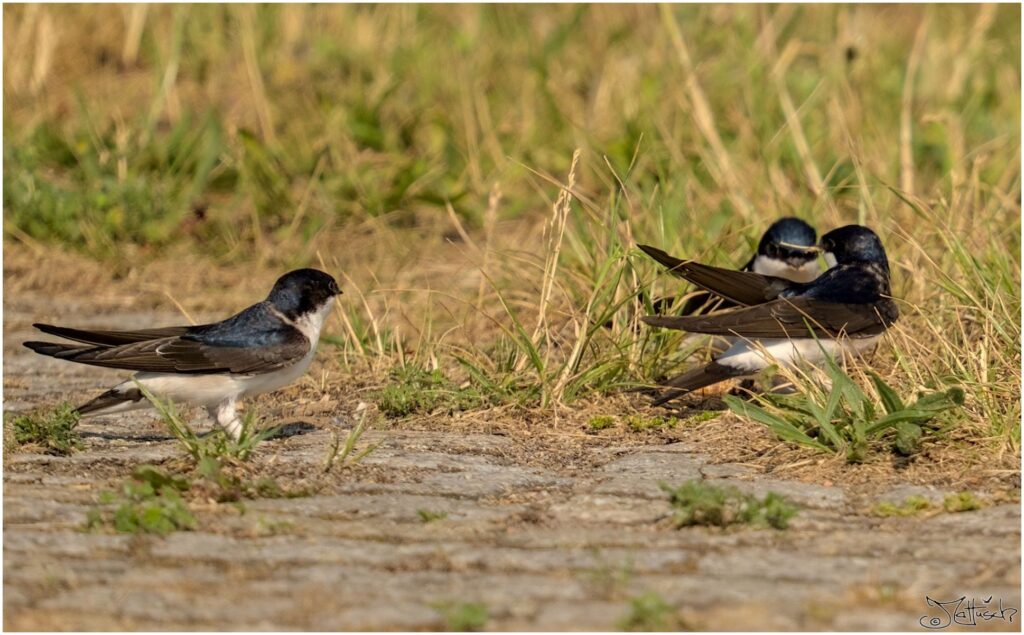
[
  {"xmin": 4, "ymin": 116, "xmax": 230, "ymax": 259},
  {"xmin": 376, "ymin": 363, "xmax": 484, "ymax": 418},
  {"xmin": 884, "ymin": 208, "xmax": 1022, "ymax": 451},
  {"xmin": 322, "ymin": 405, "xmax": 378, "ymax": 472},
  {"xmin": 417, "ymin": 509, "xmax": 449, "ymax": 523},
  {"xmin": 661, "ymin": 480, "xmax": 798, "ymax": 530},
  {"xmin": 5, "ymin": 403, "xmax": 82, "ymax": 456},
  {"xmin": 587, "ymin": 415, "xmax": 617, "ymax": 433},
  {"xmin": 942, "ymin": 491, "xmax": 984, "ymax": 513},
  {"xmin": 433, "ymin": 601, "xmax": 488, "ymax": 632},
  {"xmin": 86, "ymin": 465, "xmax": 196, "ymax": 535},
  {"xmin": 724, "ymin": 357, "xmax": 965, "ymax": 462},
  {"xmin": 586, "ymin": 410, "xmax": 719, "ymax": 434},
  {"xmin": 85, "ymin": 457, "xmax": 313, "ymax": 535},
  {"xmin": 871, "ymin": 495, "xmax": 934, "ymax": 518},
  {"xmin": 618, "ymin": 591, "xmax": 694, "ymax": 632},
  {"xmin": 442, "ymin": 155, "xmax": 702, "ymax": 412},
  {"xmin": 871, "ymin": 491, "xmax": 988, "ymax": 518},
  {"xmin": 626, "ymin": 414, "xmax": 678, "ymax": 432}
]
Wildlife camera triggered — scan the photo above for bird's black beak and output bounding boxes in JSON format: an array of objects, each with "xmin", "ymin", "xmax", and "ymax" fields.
[{"xmin": 777, "ymin": 241, "xmax": 821, "ymax": 254}]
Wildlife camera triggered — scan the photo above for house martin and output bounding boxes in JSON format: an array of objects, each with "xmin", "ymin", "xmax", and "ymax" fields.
[
  {"xmin": 640, "ymin": 225, "xmax": 898, "ymax": 405},
  {"xmin": 640, "ymin": 217, "xmax": 821, "ymax": 316},
  {"xmin": 24, "ymin": 268, "xmax": 341, "ymax": 439}
]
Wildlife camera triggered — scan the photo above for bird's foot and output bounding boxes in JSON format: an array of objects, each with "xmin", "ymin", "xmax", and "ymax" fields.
[
  {"xmin": 220, "ymin": 417, "xmax": 244, "ymax": 441},
  {"xmin": 207, "ymin": 400, "xmax": 243, "ymax": 441}
]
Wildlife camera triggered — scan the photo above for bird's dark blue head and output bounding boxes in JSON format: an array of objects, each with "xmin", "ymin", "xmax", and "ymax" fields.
[
  {"xmin": 266, "ymin": 269, "xmax": 341, "ymax": 319},
  {"xmin": 758, "ymin": 217, "xmax": 818, "ymax": 265},
  {"xmin": 819, "ymin": 225, "xmax": 889, "ymax": 270}
]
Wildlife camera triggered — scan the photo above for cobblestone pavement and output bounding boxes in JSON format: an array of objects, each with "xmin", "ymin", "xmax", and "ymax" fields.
[{"xmin": 4, "ymin": 300, "xmax": 1020, "ymax": 631}]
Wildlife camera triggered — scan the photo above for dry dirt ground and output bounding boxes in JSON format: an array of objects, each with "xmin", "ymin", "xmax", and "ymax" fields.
[{"xmin": 3, "ymin": 251, "xmax": 1020, "ymax": 631}]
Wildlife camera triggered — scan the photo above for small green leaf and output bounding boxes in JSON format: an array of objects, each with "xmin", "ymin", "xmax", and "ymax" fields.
[
  {"xmin": 894, "ymin": 422, "xmax": 923, "ymax": 455},
  {"xmin": 868, "ymin": 372, "xmax": 905, "ymax": 414},
  {"xmin": 805, "ymin": 398, "xmax": 844, "ymax": 450},
  {"xmin": 865, "ymin": 409, "xmax": 949, "ymax": 435},
  {"xmin": 912, "ymin": 387, "xmax": 966, "ymax": 411},
  {"xmin": 824, "ymin": 355, "xmax": 872, "ymax": 421},
  {"xmin": 132, "ymin": 465, "xmax": 190, "ymax": 492},
  {"xmin": 846, "ymin": 440, "xmax": 868, "ymax": 463}
]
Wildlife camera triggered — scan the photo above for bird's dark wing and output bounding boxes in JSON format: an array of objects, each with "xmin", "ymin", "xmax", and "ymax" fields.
[
  {"xmin": 637, "ymin": 245, "xmax": 794, "ymax": 306},
  {"xmin": 650, "ymin": 248, "xmax": 755, "ymax": 316},
  {"xmin": 32, "ymin": 323, "xmax": 194, "ymax": 347},
  {"xmin": 24, "ymin": 327, "xmax": 310, "ymax": 374},
  {"xmin": 642, "ymin": 297, "xmax": 898, "ymax": 338}
]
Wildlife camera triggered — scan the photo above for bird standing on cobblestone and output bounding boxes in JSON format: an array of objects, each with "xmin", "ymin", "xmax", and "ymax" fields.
[{"xmin": 24, "ymin": 268, "xmax": 341, "ymax": 439}]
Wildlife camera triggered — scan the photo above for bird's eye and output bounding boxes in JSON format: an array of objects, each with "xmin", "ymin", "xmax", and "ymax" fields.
[{"xmin": 766, "ymin": 243, "xmax": 780, "ymax": 258}]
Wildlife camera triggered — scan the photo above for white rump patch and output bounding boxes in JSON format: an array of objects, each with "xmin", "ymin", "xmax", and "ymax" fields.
[{"xmin": 717, "ymin": 335, "xmax": 882, "ymax": 374}]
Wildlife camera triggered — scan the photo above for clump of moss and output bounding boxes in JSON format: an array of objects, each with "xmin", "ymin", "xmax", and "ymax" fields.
[
  {"xmin": 661, "ymin": 480, "xmax": 798, "ymax": 529},
  {"xmin": 872, "ymin": 495, "xmax": 934, "ymax": 517},
  {"xmin": 587, "ymin": 415, "xmax": 617, "ymax": 433},
  {"xmin": 376, "ymin": 364, "xmax": 482, "ymax": 418},
  {"xmin": 87, "ymin": 465, "xmax": 196, "ymax": 535},
  {"xmin": 434, "ymin": 601, "xmax": 488, "ymax": 632},
  {"xmin": 943, "ymin": 492, "xmax": 984, "ymax": 513},
  {"xmin": 6, "ymin": 403, "xmax": 82, "ymax": 455},
  {"xmin": 626, "ymin": 414, "xmax": 678, "ymax": 431}
]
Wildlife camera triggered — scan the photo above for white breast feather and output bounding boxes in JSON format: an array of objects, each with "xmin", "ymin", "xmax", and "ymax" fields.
[{"xmin": 752, "ymin": 256, "xmax": 822, "ymax": 283}]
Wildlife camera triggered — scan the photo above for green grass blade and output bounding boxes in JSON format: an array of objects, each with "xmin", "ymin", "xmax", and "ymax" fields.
[
  {"xmin": 868, "ymin": 371, "xmax": 905, "ymax": 414},
  {"xmin": 724, "ymin": 395, "xmax": 830, "ymax": 451},
  {"xmin": 803, "ymin": 397, "xmax": 844, "ymax": 450}
]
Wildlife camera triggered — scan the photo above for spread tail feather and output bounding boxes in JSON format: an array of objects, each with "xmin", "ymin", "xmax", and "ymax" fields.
[
  {"xmin": 32, "ymin": 323, "xmax": 190, "ymax": 347},
  {"xmin": 651, "ymin": 362, "xmax": 747, "ymax": 406},
  {"xmin": 24, "ymin": 341, "xmax": 147, "ymax": 416},
  {"xmin": 637, "ymin": 244, "xmax": 689, "ymax": 273},
  {"xmin": 76, "ymin": 386, "xmax": 145, "ymax": 416},
  {"xmin": 23, "ymin": 341, "xmax": 90, "ymax": 359}
]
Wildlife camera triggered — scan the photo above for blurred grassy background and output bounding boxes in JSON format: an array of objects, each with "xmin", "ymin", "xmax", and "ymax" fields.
[
  {"xmin": 4, "ymin": 5, "xmax": 1021, "ymax": 454},
  {"xmin": 4, "ymin": 5, "xmax": 1019, "ymax": 258}
]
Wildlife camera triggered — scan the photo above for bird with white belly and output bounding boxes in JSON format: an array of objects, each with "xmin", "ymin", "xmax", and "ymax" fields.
[
  {"xmin": 24, "ymin": 268, "xmax": 341, "ymax": 439},
  {"xmin": 639, "ymin": 225, "xmax": 899, "ymax": 406}
]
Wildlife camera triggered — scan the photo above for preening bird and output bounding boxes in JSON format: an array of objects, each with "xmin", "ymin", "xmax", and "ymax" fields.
[
  {"xmin": 643, "ymin": 217, "xmax": 822, "ymax": 317},
  {"xmin": 640, "ymin": 225, "xmax": 898, "ymax": 405}
]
